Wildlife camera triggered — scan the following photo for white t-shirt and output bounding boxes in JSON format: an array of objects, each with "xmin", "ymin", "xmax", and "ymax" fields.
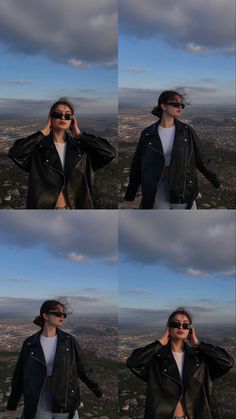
[
  {"xmin": 172, "ymin": 351, "xmax": 185, "ymax": 379},
  {"xmin": 40, "ymin": 334, "xmax": 58, "ymax": 376},
  {"xmin": 158, "ymin": 125, "xmax": 176, "ymax": 166},
  {"xmin": 54, "ymin": 142, "xmax": 67, "ymax": 170}
]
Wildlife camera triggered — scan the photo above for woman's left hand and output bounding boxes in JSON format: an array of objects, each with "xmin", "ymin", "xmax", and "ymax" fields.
[
  {"xmin": 188, "ymin": 326, "xmax": 199, "ymax": 348},
  {"xmin": 71, "ymin": 115, "xmax": 81, "ymax": 139}
]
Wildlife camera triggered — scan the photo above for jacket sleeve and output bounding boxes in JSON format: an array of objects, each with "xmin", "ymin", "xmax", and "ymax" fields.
[
  {"xmin": 190, "ymin": 127, "xmax": 221, "ymax": 188},
  {"xmin": 199, "ymin": 341, "xmax": 234, "ymax": 380},
  {"xmin": 124, "ymin": 133, "xmax": 143, "ymax": 201},
  {"xmin": 6, "ymin": 344, "xmax": 25, "ymax": 410},
  {"xmin": 8, "ymin": 131, "xmax": 45, "ymax": 172},
  {"xmin": 73, "ymin": 338, "xmax": 103, "ymax": 397},
  {"xmin": 79, "ymin": 132, "xmax": 116, "ymax": 171},
  {"xmin": 126, "ymin": 340, "xmax": 162, "ymax": 382}
]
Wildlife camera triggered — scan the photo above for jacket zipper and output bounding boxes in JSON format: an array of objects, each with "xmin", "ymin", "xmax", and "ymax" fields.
[
  {"xmin": 147, "ymin": 144, "xmax": 166, "ymax": 202},
  {"xmin": 30, "ymin": 353, "xmax": 47, "ymax": 406},
  {"xmin": 64, "ymin": 343, "xmax": 69, "ymax": 410},
  {"xmin": 45, "ymin": 162, "xmax": 66, "ymax": 208},
  {"xmin": 161, "ymin": 371, "xmax": 184, "ymax": 415}
]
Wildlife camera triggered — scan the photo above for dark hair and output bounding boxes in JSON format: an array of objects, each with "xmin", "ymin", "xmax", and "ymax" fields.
[
  {"xmin": 167, "ymin": 307, "xmax": 193, "ymax": 325},
  {"xmin": 33, "ymin": 300, "xmax": 65, "ymax": 328},
  {"xmin": 49, "ymin": 97, "xmax": 75, "ymax": 116},
  {"xmin": 151, "ymin": 90, "xmax": 186, "ymax": 118}
]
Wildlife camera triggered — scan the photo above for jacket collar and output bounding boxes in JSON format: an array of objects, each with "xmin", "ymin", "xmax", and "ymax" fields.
[
  {"xmin": 28, "ymin": 327, "xmax": 69, "ymax": 346},
  {"xmin": 39, "ymin": 132, "xmax": 79, "ymax": 149}
]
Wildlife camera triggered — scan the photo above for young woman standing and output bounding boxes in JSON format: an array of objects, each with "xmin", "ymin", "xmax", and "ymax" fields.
[
  {"xmin": 8, "ymin": 98, "xmax": 116, "ymax": 209},
  {"xmin": 7, "ymin": 300, "xmax": 103, "ymax": 419},
  {"xmin": 126, "ymin": 307, "xmax": 234, "ymax": 419},
  {"xmin": 125, "ymin": 91, "xmax": 221, "ymax": 209}
]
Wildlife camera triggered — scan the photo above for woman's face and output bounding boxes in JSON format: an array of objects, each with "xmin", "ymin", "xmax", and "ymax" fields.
[
  {"xmin": 161, "ymin": 95, "xmax": 185, "ymax": 118},
  {"xmin": 51, "ymin": 104, "xmax": 74, "ymax": 131},
  {"xmin": 43, "ymin": 304, "xmax": 66, "ymax": 328},
  {"xmin": 168, "ymin": 313, "xmax": 191, "ymax": 341}
]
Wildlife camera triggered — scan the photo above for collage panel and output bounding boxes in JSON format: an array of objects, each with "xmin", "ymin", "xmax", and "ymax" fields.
[
  {"xmin": 0, "ymin": 211, "xmax": 118, "ymax": 419},
  {"xmin": 118, "ymin": 211, "xmax": 236, "ymax": 419},
  {"xmin": 118, "ymin": 0, "xmax": 235, "ymax": 210},
  {"xmin": 0, "ymin": 0, "xmax": 118, "ymax": 210}
]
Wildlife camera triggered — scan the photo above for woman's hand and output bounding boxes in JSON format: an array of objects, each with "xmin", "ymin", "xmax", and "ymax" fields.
[
  {"xmin": 188, "ymin": 326, "xmax": 199, "ymax": 348},
  {"xmin": 71, "ymin": 115, "xmax": 81, "ymax": 139},
  {"xmin": 40, "ymin": 115, "xmax": 52, "ymax": 136},
  {"xmin": 159, "ymin": 326, "xmax": 170, "ymax": 346}
]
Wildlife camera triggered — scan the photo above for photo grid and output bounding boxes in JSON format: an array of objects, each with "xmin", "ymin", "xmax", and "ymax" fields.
[{"xmin": 0, "ymin": 1, "xmax": 235, "ymax": 419}]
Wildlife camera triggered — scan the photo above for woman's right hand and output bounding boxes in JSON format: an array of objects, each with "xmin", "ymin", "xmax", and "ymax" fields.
[
  {"xmin": 40, "ymin": 115, "xmax": 52, "ymax": 136},
  {"xmin": 159, "ymin": 326, "xmax": 170, "ymax": 346}
]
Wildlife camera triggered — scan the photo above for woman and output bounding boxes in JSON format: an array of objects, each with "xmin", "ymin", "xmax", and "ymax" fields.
[
  {"xmin": 8, "ymin": 98, "xmax": 116, "ymax": 209},
  {"xmin": 125, "ymin": 91, "xmax": 221, "ymax": 209},
  {"xmin": 7, "ymin": 300, "xmax": 103, "ymax": 419},
  {"xmin": 126, "ymin": 307, "xmax": 234, "ymax": 419}
]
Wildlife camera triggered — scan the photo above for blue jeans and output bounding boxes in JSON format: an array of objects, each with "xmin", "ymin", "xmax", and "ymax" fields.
[
  {"xmin": 34, "ymin": 384, "xmax": 79, "ymax": 419},
  {"xmin": 153, "ymin": 175, "xmax": 197, "ymax": 209}
]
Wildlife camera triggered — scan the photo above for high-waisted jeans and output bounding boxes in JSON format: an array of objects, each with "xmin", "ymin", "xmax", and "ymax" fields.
[
  {"xmin": 153, "ymin": 174, "xmax": 197, "ymax": 210},
  {"xmin": 34, "ymin": 384, "xmax": 79, "ymax": 419}
]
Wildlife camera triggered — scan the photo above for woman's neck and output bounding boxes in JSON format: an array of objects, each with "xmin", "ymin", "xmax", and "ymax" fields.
[
  {"xmin": 171, "ymin": 339, "xmax": 185, "ymax": 353},
  {"xmin": 53, "ymin": 129, "xmax": 66, "ymax": 144},
  {"xmin": 159, "ymin": 114, "xmax": 175, "ymax": 128},
  {"xmin": 41, "ymin": 324, "xmax": 57, "ymax": 337}
]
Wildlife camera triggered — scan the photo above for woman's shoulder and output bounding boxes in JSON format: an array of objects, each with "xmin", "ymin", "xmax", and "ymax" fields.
[{"xmin": 140, "ymin": 122, "xmax": 158, "ymax": 138}]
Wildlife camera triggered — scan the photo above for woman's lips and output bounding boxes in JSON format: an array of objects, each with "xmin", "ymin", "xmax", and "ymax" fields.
[{"xmin": 177, "ymin": 331, "xmax": 184, "ymax": 335}]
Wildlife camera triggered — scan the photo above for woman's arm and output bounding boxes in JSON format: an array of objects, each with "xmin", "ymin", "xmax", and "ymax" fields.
[
  {"xmin": 73, "ymin": 338, "xmax": 103, "ymax": 397},
  {"xmin": 126, "ymin": 340, "xmax": 163, "ymax": 382},
  {"xmin": 6, "ymin": 345, "xmax": 25, "ymax": 410},
  {"xmin": 198, "ymin": 341, "xmax": 234, "ymax": 380},
  {"xmin": 190, "ymin": 126, "xmax": 221, "ymax": 187},
  {"xmin": 79, "ymin": 132, "xmax": 116, "ymax": 171},
  {"xmin": 8, "ymin": 131, "xmax": 45, "ymax": 172}
]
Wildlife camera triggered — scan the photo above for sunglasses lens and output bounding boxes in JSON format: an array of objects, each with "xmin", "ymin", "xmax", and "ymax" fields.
[
  {"xmin": 64, "ymin": 114, "xmax": 73, "ymax": 120},
  {"xmin": 166, "ymin": 102, "xmax": 185, "ymax": 109},
  {"xmin": 51, "ymin": 112, "xmax": 73, "ymax": 120},
  {"xmin": 169, "ymin": 321, "xmax": 180, "ymax": 329}
]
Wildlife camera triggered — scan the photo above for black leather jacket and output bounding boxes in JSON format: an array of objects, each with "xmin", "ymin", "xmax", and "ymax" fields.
[
  {"xmin": 125, "ymin": 119, "xmax": 221, "ymax": 209},
  {"xmin": 8, "ymin": 130, "xmax": 116, "ymax": 209},
  {"xmin": 127, "ymin": 340, "xmax": 234, "ymax": 419},
  {"xmin": 7, "ymin": 329, "xmax": 103, "ymax": 419}
]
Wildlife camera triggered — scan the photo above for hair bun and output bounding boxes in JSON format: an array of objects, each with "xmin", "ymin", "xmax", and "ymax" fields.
[{"xmin": 33, "ymin": 315, "xmax": 44, "ymax": 328}]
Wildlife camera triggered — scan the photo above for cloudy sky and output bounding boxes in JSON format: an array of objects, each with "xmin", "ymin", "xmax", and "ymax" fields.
[
  {"xmin": 0, "ymin": 0, "xmax": 117, "ymax": 116},
  {"xmin": 0, "ymin": 211, "xmax": 117, "ymax": 316},
  {"xmin": 119, "ymin": 211, "xmax": 235, "ymax": 326},
  {"xmin": 119, "ymin": 0, "xmax": 235, "ymax": 106}
]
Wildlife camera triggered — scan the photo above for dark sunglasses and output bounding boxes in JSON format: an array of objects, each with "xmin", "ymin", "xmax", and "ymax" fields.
[
  {"xmin": 166, "ymin": 102, "xmax": 185, "ymax": 109},
  {"xmin": 51, "ymin": 111, "xmax": 74, "ymax": 121},
  {"xmin": 169, "ymin": 321, "xmax": 192, "ymax": 330},
  {"xmin": 47, "ymin": 311, "xmax": 67, "ymax": 318}
]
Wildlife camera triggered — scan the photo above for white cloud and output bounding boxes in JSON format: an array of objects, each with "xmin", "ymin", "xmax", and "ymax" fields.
[
  {"xmin": 120, "ymin": 0, "xmax": 235, "ymax": 54},
  {"xmin": 0, "ymin": 0, "xmax": 117, "ymax": 66}
]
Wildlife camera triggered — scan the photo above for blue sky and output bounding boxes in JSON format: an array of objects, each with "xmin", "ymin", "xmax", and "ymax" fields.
[
  {"xmin": 119, "ymin": 0, "xmax": 235, "ymax": 106},
  {"xmin": 0, "ymin": 0, "xmax": 117, "ymax": 116},
  {"xmin": 119, "ymin": 211, "xmax": 235, "ymax": 325},
  {"xmin": 0, "ymin": 211, "xmax": 117, "ymax": 316}
]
